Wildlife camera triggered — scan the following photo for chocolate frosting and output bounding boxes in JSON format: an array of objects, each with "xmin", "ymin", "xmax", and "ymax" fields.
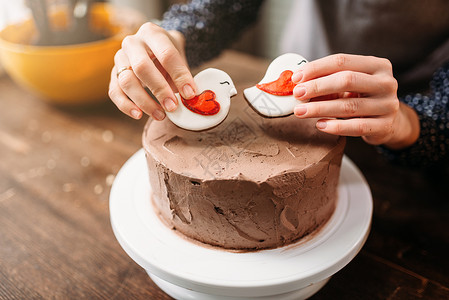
[{"xmin": 143, "ymin": 95, "xmax": 345, "ymax": 250}]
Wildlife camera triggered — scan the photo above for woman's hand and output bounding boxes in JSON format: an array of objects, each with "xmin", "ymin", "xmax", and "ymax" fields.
[
  {"xmin": 292, "ymin": 53, "xmax": 420, "ymax": 149},
  {"xmin": 108, "ymin": 22, "xmax": 196, "ymax": 120}
]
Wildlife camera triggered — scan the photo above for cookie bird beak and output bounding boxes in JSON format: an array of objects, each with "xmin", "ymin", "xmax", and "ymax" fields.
[{"xmin": 230, "ymin": 87, "xmax": 237, "ymax": 97}]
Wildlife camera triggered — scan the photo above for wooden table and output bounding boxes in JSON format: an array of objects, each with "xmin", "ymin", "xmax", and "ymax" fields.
[{"xmin": 1, "ymin": 51, "xmax": 448, "ymax": 299}]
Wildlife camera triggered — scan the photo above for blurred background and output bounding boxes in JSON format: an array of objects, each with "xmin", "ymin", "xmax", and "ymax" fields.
[
  {"xmin": 0, "ymin": 0, "xmax": 297, "ymax": 57},
  {"xmin": 0, "ymin": 0, "xmax": 311, "ymax": 106},
  {"xmin": 0, "ymin": 0, "xmax": 296, "ymax": 77}
]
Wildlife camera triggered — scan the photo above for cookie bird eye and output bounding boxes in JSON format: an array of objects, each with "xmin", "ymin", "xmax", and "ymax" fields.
[
  {"xmin": 297, "ymin": 60, "xmax": 307, "ymax": 66},
  {"xmin": 220, "ymin": 81, "xmax": 230, "ymax": 85}
]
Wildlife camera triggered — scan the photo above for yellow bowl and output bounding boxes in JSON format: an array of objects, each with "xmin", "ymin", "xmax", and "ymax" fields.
[{"xmin": 0, "ymin": 3, "xmax": 143, "ymax": 105}]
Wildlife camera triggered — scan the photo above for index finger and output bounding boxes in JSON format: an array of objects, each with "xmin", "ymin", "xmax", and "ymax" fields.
[
  {"xmin": 139, "ymin": 24, "xmax": 197, "ymax": 99},
  {"xmin": 293, "ymin": 54, "xmax": 392, "ymax": 83}
]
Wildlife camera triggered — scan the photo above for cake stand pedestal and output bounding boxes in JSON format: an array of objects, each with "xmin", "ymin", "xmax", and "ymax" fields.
[
  {"xmin": 110, "ymin": 149, "xmax": 372, "ymax": 299},
  {"xmin": 148, "ymin": 273, "xmax": 330, "ymax": 300}
]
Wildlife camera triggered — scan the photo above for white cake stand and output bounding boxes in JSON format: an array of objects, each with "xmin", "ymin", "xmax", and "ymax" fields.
[{"xmin": 110, "ymin": 149, "xmax": 372, "ymax": 299}]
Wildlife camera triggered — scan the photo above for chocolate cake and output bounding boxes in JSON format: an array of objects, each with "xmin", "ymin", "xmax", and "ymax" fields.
[{"xmin": 143, "ymin": 96, "xmax": 345, "ymax": 250}]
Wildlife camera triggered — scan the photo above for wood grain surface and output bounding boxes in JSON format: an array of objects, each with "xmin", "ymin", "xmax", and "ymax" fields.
[{"xmin": 0, "ymin": 51, "xmax": 448, "ymax": 299}]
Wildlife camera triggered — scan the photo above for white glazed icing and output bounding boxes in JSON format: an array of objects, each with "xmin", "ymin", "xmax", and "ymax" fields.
[
  {"xmin": 166, "ymin": 68, "xmax": 237, "ymax": 131},
  {"xmin": 243, "ymin": 53, "xmax": 309, "ymax": 118}
]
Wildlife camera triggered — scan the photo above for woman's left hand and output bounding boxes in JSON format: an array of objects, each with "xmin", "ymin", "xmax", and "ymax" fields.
[{"xmin": 292, "ymin": 53, "xmax": 419, "ymax": 149}]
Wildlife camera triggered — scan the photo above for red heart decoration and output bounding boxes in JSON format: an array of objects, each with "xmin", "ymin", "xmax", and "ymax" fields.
[
  {"xmin": 256, "ymin": 70, "xmax": 295, "ymax": 96},
  {"xmin": 181, "ymin": 90, "xmax": 220, "ymax": 116}
]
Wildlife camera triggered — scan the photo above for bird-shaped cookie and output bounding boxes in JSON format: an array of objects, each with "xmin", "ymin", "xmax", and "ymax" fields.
[
  {"xmin": 166, "ymin": 68, "xmax": 237, "ymax": 131},
  {"xmin": 243, "ymin": 53, "xmax": 308, "ymax": 118}
]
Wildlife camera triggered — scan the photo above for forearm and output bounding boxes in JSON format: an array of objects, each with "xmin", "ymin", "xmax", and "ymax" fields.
[
  {"xmin": 377, "ymin": 61, "xmax": 449, "ymax": 167},
  {"xmin": 160, "ymin": 0, "xmax": 264, "ymax": 67}
]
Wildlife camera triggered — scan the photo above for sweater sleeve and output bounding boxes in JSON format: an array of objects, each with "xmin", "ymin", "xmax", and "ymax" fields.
[
  {"xmin": 377, "ymin": 61, "xmax": 449, "ymax": 167},
  {"xmin": 160, "ymin": 0, "xmax": 264, "ymax": 68}
]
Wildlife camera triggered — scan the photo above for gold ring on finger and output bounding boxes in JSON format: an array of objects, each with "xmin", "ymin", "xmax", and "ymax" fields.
[{"xmin": 116, "ymin": 66, "xmax": 133, "ymax": 78}]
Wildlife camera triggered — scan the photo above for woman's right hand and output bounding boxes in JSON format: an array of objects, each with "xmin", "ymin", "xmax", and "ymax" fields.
[{"xmin": 108, "ymin": 22, "xmax": 196, "ymax": 120}]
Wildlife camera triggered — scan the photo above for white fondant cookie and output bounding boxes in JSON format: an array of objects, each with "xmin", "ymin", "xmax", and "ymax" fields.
[
  {"xmin": 243, "ymin": 53, "xmax": 308, "ymax": 118},
  {"xmin": 166, "ymin": 68, "xmax": 237, "ymax": 131}
]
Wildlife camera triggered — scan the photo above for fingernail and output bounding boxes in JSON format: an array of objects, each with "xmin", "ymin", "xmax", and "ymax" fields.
[
  {"xmin": 182, "ymin": 84, "xmax": 195, "ymax": 99},
  {"xmin": 293, "ymin": 86, "xmax": 306, "ymax": 98},
  {"xmin": 163, "ymin": 98, "xmax": 177, "ymax": 112},
  {"xmin": 152, "ymin": 109, "xmax": 166, "ymax": 121},
  {"xmin": 316, "ymin": 120, "xmax": 327, "ymax": 129},
  {"xmin": 131, "ymin": 109, "xmax": 141, "ymax": 119},
  {"xmin": 294, "ymin": 105, "xmax": 307, "ymax": 116},
  {"xmin": 291, "ymin": 71, "xmax": 303, "ymax": 83}
]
